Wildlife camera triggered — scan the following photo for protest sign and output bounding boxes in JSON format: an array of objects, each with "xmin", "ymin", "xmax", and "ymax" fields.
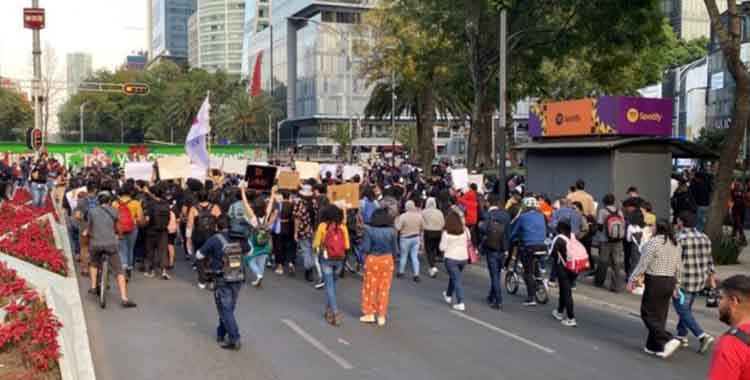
[
  {"xmin": 210, "ymin": 156, "xmax": 224, "ymax": 170},
  {"xmin": 65, "ymin": 186, "xmax": 86, "ymax": 211},
  {"xmin": 327, "ymin": 183, "xmax": 359, "ymax": 208},
  {"xmin": 319, "ymin": 164, "xmax": 338, "ymax": 179},
  {"xmin": 245, "ymin": 165, "xmax": 277, "ymax": 191},
  {"xmin": 295, "ymin": 161, "xmax": 320, "ymax": 180},
  {"xmin": 157, "ymin": 156, "xmax": 191, "ymax": 180},
  {"xmin": 342, "ymin": 165, "xmax": 363, "ymax": 181},
  {"xmin": 278, "ymin": 171, "xmax": 300, "ymax": 190},
  {"xmin": 190, "ymin": 163, "xmax": 207, "ymax": 181},
  {"xmin": 468, "ymin": 174, "xmax": 485, "ymax": 193},
  {"xmin": 124, "ymin": 162, "xmax": 154, "ymax": 181},
  {"xmin": 223, "ymin": 157, "xmax": 248, "ymax": 175},
  {"xmin": 452, "ymin": 168, "xmax": 469, "ymax": 190}
]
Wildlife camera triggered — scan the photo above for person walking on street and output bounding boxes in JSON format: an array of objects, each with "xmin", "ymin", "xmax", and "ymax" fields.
[
  {"xmin": 359, "ymin": 208, "xmax": 399, "ymax": 326},
  {"xmin": 187, "ymin": 190, "xmax": 221, "ymax": 289},
  {"xmin": 440, "ymin": 209, "xmax": 470, "ymax": 312},
  {"xmin": 566, "ymin": 179, "xmax": 596, "ymax": 218},
  {"xmin": 550, "ymin": 220, "xmax": 579, "ymax": 327},
  {"xmin": 114, "ymin": 184, "xmax": 143, "ymax": 280},
  {"xmin": 594, "ymin": 194, "xmax": 626, "ymax": 292},
  {"xmin": 456, "ymin": 183, "xmax": 480, "ymax": 247},
  {"xmin": 479, "ymin": 194, "xmax": 510, "ymax": 310},
  {"xmin": 295, "ymin": 185, "xmax": 322, "ymax": 288},
  {"xmin": 313, "ymin": 204, "xmax": 350, "ymax": 326},
  {"xmin": 395, "ymin": 200, "xmax": 423, "ymax": 281},
  {"xmin": 674, "ymin": 210, "xmax": 716, "ymax": 353},
  {"xmin": 144, "ymin": 186, "xmax": 174, "ymax": 280},
  {"xmin": 628, "ymin": 219, "xmax": 683, "ymax": 359},
  {"xmin": 422, "ymin": 197, "xmax": 445, "ymax": 278},
  {"xmin": 708, "ymin": 275, "xmax": 750, "ymax": 380}
]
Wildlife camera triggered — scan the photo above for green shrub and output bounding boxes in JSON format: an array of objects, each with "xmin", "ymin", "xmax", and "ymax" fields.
[{"xmin": 713, "ymin": 236, "xmax": 741, "ymax": 265}]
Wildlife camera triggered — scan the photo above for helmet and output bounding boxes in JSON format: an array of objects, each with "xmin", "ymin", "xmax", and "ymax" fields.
[{"xmin": 522, "ymin": 197, "xmax": 538, "ymax": 209}]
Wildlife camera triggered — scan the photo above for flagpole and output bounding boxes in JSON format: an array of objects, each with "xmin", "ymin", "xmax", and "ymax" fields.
[{"xmin": 206, "ymin": 90, "xmax": 211, "ymax": 179}]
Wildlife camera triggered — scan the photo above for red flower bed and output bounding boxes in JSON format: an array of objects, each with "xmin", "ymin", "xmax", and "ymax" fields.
[
  {"xmin": 0, "ymin": 203, "xmax": 38, "ymax": 237},
  {"xmin": 0, "ymin": 221, "xmax": 67, "ymax": 277},
  {"xmin": 0, "ymin": 261, "xmax": 63, "ymax": 377}
]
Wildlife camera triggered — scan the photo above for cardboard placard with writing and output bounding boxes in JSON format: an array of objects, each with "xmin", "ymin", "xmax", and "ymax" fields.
[
  {"xmin": 451, "ymin": 168, "xmax": 469, "ymax": 190},
  {"xmin": 244, "ymin": 165, "xmax": 277, "ymax": 191},
  {"xmin": 278, "ymin": 171, "xmax": 300, "ymax": 190},
  {"xmin": 327, "ymin": 183, "xmax": 360, "ymax": 209},
  {"xmin": 468, "ymin": 174, "xmax": 485, "ymax": 194},
  {"xmin": 124, "ymin": 162, "xmax": 154, "ymax": 181},
  {"xmin": 223, "ymin": 157, "xmax": 248, "ymax": 175},
  {"xmin": 342, "ymin": 165, "xmax": 364, "ymax": 181},
  {"xmin": 295, "ymin": 161, "xmax": 320, "ymax": 180},
  {"xmin": 157, "ymin": 156, "xmax": 191, "ymax": 180}
]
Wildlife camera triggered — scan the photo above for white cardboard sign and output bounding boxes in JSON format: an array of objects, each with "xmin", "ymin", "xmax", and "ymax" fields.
[
  {"xmin": 468, "ymin": 174, "xmax": 485, "ymax": 193},
  {"xmin": 342, "ymin": 165, "xmax": 364, "ymax": 181},
  {"xmin": 157, "ymin": 156, "xmax": 191, "ymax": 180},
  {"xmin": 124, "ymin": 162, "xmax": 154, "ymax": 181},
  {"xmin": 452, "ymin": 168, "xmax": 469, "ymax": 190},
  {"xmin": 223, "ymin": 157, "xmax": 248, "ymax": 175},
  {"xmin": 295, "ymin": 161, "xmax": 320, "ymax": 180}
]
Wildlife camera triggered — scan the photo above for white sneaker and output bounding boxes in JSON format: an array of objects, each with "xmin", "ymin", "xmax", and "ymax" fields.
[
  {"xmin": 359, "ymin": 314, "xmax": 376, "ymax": 324},
  {"xmin": 314, "ymin": 281, "xmax": 325, "ymax": 289},
  {"xmin": 552, "ymin": 310, "xmax": 564, "ymax": 321},
  {"xmin": 675, "ymin": 336, "xmax": 689, "ymax": 347},
  {"xmin": 198, "ymin": 282, "xmax": 207, "ymax": 290},
  {"xmin": 377, "ymin": 316, "xmax": 386, "ymax": 326},
  {"xmin": 657, "ymin": 339, "xmax": 681, "ymax": 359},
  {"xmin": 442, "ymin": 291, "xmax": 452, "ymax": 304},
  {"xmin": 429, "ymin": 267, "xmax": 438, "ymax": 278},
  {"xmin": 452, "ymin": 303, "xmax": 466, "ymax": 312},
  {"xmin": 698, "ymin": 334, "xmax": 715, "ymax": 354},
  {"xmin": 561, "ymin": 318, "xmax": 577, "ymax": 327},
  {"xmin": 643, "ymin": 347, "xmax": 657, "ymax": 356}
]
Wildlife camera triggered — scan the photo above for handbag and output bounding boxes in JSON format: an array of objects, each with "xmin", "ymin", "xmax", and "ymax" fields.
[
  {"xmin": 466, "ymin": 229, "xmax": 479, "ymax": 264},
  {"xmin": 706, "ymin": 288, "xmax": 720, "ymax": 308}
]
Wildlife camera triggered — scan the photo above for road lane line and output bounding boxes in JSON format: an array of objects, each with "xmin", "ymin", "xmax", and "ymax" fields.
[
  {"xmin": 281, "ymin": 319, "xmax": 354, "ymax": 370},
  {"xmin": 450, "ymin": 310, "xmax": 556, "ymax": 354}
]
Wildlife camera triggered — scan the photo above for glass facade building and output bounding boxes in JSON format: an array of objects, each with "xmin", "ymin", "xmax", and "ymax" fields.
[
  {"xmin": 190, "ymin": 0, "xmax": 247, "ymax": 74},
  {"xmin": 150, "ymin": 0, "xmax": 197, "ymax": 60}
]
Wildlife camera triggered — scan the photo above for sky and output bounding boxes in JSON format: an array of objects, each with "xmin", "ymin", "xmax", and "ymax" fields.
[{"xmin": 0, "ymin": 0, "xmax": 147, "ymax": 81}]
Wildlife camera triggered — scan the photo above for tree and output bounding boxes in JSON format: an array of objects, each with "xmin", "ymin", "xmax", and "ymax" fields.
[
  {"xmin": 703, "ymin": 0, "xmax": 750, "ymax": 245},
  {"xmin": 215, "ymin": 90, "xmax": 279, "ymax": 144},
  {"xmin": 329, "ymin": 123, "xmax": 353, "ymax": 162},
  {"xmin": 695, "ymin": 126, "xmax": 728, "ymax": 154},
  {"xmin": 0, "ymin": 88, "xmax": 32, "ymax": 140},
  {"xmin": 666, "ymin": 36, "xmax": 710, "ymax": 68}
]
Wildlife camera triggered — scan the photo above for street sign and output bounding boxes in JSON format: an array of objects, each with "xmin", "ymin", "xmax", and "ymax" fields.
[
  {"xmin": 122, "ymin": 83, "xmax": 150, "ymax": 96},
  {"xmin": 23, "ymin": 8, "xmax": 45, "ymax": 30},
  {"xmin": 26, "ymin": 128, "xmax": 42, "ymax": 151}
]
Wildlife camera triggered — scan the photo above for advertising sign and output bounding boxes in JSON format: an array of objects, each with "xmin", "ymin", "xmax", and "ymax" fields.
[{"xmin": 23, "ymin": 8, "xmax": 45, "ymax": 29}]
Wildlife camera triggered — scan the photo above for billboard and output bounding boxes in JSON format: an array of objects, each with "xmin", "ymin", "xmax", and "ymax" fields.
[{"xmin": 529, "ymin": 96, "xmax": 672, "ymax": 138}]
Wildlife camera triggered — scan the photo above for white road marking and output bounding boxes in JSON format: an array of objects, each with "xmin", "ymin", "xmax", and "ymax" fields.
[
  {"xmin": 451, "ymin": 310, "xmax": 556, "ymax": 354},
  {"xmin": 282, "ymin": 319, "xmax": 354, "ymax": 370}
]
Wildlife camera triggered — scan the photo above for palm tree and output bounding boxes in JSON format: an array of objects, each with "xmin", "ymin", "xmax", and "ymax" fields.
[{"xmin": 215, "ymin": 90, "xmax": 279, "ymax": 144}]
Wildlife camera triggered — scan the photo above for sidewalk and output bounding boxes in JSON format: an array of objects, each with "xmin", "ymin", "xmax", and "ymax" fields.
[{"xmin": 714, "ymin": 244, "xmax": 750, "ymax": 280}]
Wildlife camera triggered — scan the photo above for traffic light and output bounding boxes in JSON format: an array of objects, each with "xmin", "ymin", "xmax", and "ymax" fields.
[
  {"xmin": 122, "ymin": 83, "xmax": 150, "ymax": 96},
  {"xmin": 26, "ymin": 128, "xmax": 42, "ymax": 151}
]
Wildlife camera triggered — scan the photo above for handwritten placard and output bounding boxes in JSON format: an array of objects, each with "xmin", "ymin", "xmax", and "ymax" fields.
[
  {"xmin": 65, "ymin": 186, "xmax": 87, "ymax": 210},
  {"xmin": 223, "ymin": 157, "xmax": 248, "ymax": 175},
  {"xmin": 468, "ymin": 174, "xmax": 485, "ymax": 193},
  {"xmin": 295, "ymin": 161, "xmax": 320, "ymax": 180},
  {"xmin": 452, "ymin": 168, "xmax": 469, "ymax": 190},
  {"xmin": 157, "ymin": 156, "xmax": 191, "ymax": 180},
  {"xmin": 278, "ymin": 171, "xmax": 300, "ymax": 190},
  {"xmin": 342, "ymin": 165, "xmax": 364, "ymax": 181},
  {"xmin": 245, "ymin": 165, "xmax": 277, "ymax": 191},
  {"xmin": 327, "ymin": 183, "xmax": 359, "ymax": 208},
  {"xmin": 124, "ymin": 162, "xmax": 154, "ymax": 181}
]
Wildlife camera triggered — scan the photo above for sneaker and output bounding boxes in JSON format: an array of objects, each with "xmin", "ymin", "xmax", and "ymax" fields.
[
  {"xmin": 552, "ymin": 310, "xmax": 564, "ymax": 321},
  {"xmin": 548, "ymin": 281, "xmax": 558, "ymax": 288},
  {"xmin": 161, "ymin": 271, "xmax": 171, "ymax": 280},
  {"xmin": 452, "ymin": 303, "xmax": 466, "ymax": 312},
  {"xmin": 429, "ymin": 267, "xmax": 438, "ymax": 278},
  {"xmin": 275, "ymin": 267, "xmax": 284, "ymax": 275},
  {"xmin": 220, "ymin": 342, "xmax": 242, "ymax": 351},
  {"xmin": 377, "ymin": 316, "xmax": 386, "ymax": 326},
  {"xmin": 675, "ymin": 336, "xmax": 689, "ymax": 347},
  {"xmin": 198, "ymin": 282, "xmax": 207, "ymax": 290},
  {"xmin": 643, "ymin": 347, "xmax": 657, "ymax": 356},
  {"xmin": 359, "ymin": 314, "xmax": 376, "ymax": 324},
  {"xmin": 144, "ymin": 271, "xmax": 156, "ymax": 278},
  {"xmin": 121, "ymin": 300, "xmax": 137, "ymax": 308},
  {"xmin": 561, "ymin": 318, "xmax": 577, "ymax": 327},
  {"xmin": 522, "ymin": 300, "xmax": 537, "ymax": 307},
  {"xmin": 657, "ymin": 339, "xmax": 681, "ymax": 359},
  {"xmin": 251, "ymin": 277, "xmax": 263, "ymax": 288},
  {"xmin": 698, "ymin": 334, "xmax": 715, "ymax": 354},
  {"xmin": 396, "ymin": 272, "xmax": 404, "ymax": 279},
  {"xmin": 314, "ymin": 281, "xmax": 325, "ymax": 290},
  {"xmin": 442, "ymin": 291, "xmax": 452, "ymax": 304},
  {"xmin": 413, "ymin": 275, "xmax": 420, "ymax": 283},
  {"xmin": 87, "ymin": 287, "xmax": 100, "ymax": 296}
]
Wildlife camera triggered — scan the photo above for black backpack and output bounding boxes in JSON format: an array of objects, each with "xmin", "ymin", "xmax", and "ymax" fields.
[
  {"xmin": 729, "ymin": 327, "xmax": 750, "ymax": 346},
  {"xmin": 217, "ymin": 234, "xmax": 245, "ymax": 283},
  {"xmin": 484, "ymin": 218, "xmax": 506, "ymax": 252},
  {"xmin": 228, "ymin": 202, "xmax": 250, "ymax": 239},
  {"xmin": 194, "ymin": 204, "xmax": 216, "ymax": 242},
  {"xmin": 150, "ymin": 201, "xmax": 171, "ymax": 231}
]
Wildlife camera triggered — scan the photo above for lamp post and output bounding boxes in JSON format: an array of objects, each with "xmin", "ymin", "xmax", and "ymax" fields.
[{"xmin": 79, "ymin": 101, "xmax": 91, "ymax": 144}]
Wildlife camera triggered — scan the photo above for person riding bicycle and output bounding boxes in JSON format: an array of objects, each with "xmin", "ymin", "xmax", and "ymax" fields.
[
  {"xmin": 85, "ymin": 191, "xmax": 137, "ymax": 308},
  {"xmin": 509, "ymin": 197, "xmax": 547, "ymax": 306}
]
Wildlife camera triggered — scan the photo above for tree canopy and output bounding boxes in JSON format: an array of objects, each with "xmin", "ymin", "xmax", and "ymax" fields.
[{"xmin": 0, "ymin": 88, "xmax": 32, "ymax": 141}]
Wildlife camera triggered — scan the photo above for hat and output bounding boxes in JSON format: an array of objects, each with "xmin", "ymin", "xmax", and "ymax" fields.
[
  {"xmin": 299, "ymin": 184, "xmax": 313, "ymax": 197},
  {"xmin": 522, "ymin": 197, "xmax": 538, "ymax": 209}
]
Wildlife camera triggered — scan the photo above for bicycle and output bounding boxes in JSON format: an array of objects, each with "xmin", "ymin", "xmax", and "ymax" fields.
[{"xmin": 504, "ymin": 248, "xmax": 549, "ymax": 304}]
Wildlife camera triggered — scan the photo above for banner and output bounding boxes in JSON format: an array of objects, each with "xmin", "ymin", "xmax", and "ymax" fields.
[
  {"xmin": 245, "ymin": 165, "xmax": 277, "ymax": 191},
  {"xmin": 319, "ymin": 164, "xmax": 338, "ymax": 178},
  {"xmin": 295, "ymin": 161, "xmax": 320, "ymax": 180},
  {"xmin": 468, "ymin": 174, "xmax": 485, "ymax": 194},
  {"xmin": 157, "ymin": 156, "xmax": 191, "ymax": 180},
  {"xmin": 342, "ymin": 165, "xmax": 364, "ymax": 181},
  {"xmin": 124, "ymin": 162, "xmax": 154, "ymax": 181},
  {"xmin": 65, "ymin": 186, "xmax": 87, "ymax": 211},
  {"xmin": 278, "ymin": 171, "xmax": 300, "ymax": 190},
  {"xmin": 327, "ymin": 183, "xmax": 359, "ymax": 208},
  {"xmin": 223, "ymin": 157, "xmax": 248, "ymax": 175},
  {"xmin": 452, "ymin": 168, "xmax": 469, "ymax": 190}
]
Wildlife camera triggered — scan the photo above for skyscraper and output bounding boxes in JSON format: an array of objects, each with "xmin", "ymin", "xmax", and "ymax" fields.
[
  {"xmin": 189, "ymin": 0, "xmax": 246, "ymax": 75},
  {"xmin": 240, "ymin": 0, "xmax": 271, "ymax": 77},
  {"xmin": 149, "ymin": 0, "xmax": 197, "ymax": 65},
  {"xmin": 661, "ymin": 0, "xmax": 718, "ymax": 40},
  {"xmin": 66, "ymin": 52, "xmax": 93, "ymax": 96}
]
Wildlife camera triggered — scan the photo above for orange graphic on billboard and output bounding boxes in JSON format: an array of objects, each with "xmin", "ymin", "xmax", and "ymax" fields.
[{"xmin": 543, "ymin": 99, "xmax": 595, "ymax": 136}]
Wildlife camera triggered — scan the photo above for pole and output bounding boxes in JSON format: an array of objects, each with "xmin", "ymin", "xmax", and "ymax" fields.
[
  {"xmin": 32, "ymin": 0, "xmax": 42, "ymax": 148},
  {"xmin": 497, "ymin": 9, "xmax": 507, "ymax": 200},
  {"xmin": 270, "ymin": 24, "xmax": 274, "ymax": 157},
  {"xmin": 391, "ymin": 69, "xmax": 396, "ymax": 166},
  {"xmin": 268, "ymin": 114, "xmax": 272, "ymax": 156},
  {"xmin": 79, "ymin": 101, "xmax": 88, "ymax": 144}
]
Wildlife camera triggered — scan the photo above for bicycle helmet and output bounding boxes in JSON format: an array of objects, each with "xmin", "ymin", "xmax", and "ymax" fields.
[{"xmin": 522, "ymin": 197, "xmax": 538, "ymax": 209}]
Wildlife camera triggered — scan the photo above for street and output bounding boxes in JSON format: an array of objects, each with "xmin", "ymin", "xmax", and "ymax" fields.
[{"xmin": 79, "ymin": 253, "xmax": 713, "ymax": 380}]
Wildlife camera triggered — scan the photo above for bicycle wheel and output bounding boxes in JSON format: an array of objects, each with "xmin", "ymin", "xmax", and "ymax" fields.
[
  {"xmin": 99, "ymin": 256, "xmax": 108, "ymax": 309},
  {"xmin": 535, "ymin": 283, "xmax": 549, "ymax": 304},
  {"xmin": 505, "ymin": 271, "xmax": 520, "ymax": 295}
]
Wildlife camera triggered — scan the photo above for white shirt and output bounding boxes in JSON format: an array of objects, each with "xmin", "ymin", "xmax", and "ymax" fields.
[{"xmin": 439, "ymin": 230, "xmax": 470, "ymax": 261}]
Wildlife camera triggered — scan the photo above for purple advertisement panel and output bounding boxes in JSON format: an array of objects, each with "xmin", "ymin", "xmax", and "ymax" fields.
[{"xmin": 614, "ymin": 96, "xmax": 672, "ymax": 136}]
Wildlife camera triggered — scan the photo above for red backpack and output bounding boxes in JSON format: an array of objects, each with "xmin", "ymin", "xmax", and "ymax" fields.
[
  {"xmin": 117, "ymin": 200, "xmax": 136, "ymax": 234},
  {"xmin": 324, "ymin": 224, "xmax": 347, "ymax": 260}
]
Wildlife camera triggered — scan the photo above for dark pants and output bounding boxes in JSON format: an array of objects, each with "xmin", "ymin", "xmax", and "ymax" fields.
[
  {"xmin": 520, "ymin": 246, "xmax": 545, "ymax": 302},
  {"xmin": 215, "ymin": 280, "xmax": 242, "ymax": 344},
  {"xmin": 595, "ymin": 242, "xmax": 624, "ymax": 291},
  {"xmin": 556, "ymin": 262, "xmax": 577, "ymax": 319},
  {"xmin": 641, "ymin": 274, "xmax": 676, "ymax": 352},
  {"xmin": 134, "ymin": 227, "xmax": 147, "ymax": 264},
  {"xmin": 424, "ymin": 230, "xmax": 442, "ymax": 268},
  {"xmin": 469, "ymin": 224, "xmax": 479, "ymax": 248},
  {"xmin": 145, "ymin": 230, "xmax": 168, "ymax": 272},
  {"xmin": 485, "ymin": 250, "xmax": 506, "ymax": 305},
  {"xmin": 272, "ymin": 233, "xmax": 297, "ymax": 266},
  {"xmin": 623, "ymin": 240, "xmax": 633, "ymax": 277}
]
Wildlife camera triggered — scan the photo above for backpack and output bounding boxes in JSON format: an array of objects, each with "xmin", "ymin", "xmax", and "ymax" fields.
[
  {"xmin": 553, "ymin": 234, "xmax": 590, "ymax": 274},
  {"xmin": 346, "ymin": 209, "xmax": 364, "ymax": 239},
  {"xmin": 150, "ymin": 201, "xmax": 171, "ymax": 231},
  {"xmin": 217, "ymin": 234, "xmax": 245, "ymax": 283},
  {"xmin": 605, "ymin": 209, "xmax": 625, "ymax": 241},
  {"xmin": 483, "ymin": 218, "xmax": 506, "ymax": 252},
  {"xmin": 117, "ymin": 200, "xmax": 136, "ymax": 234},
  {"xmin": 728, "ymin": 327, "xmax": 750, "ymax": 346},
  {"xmin": 228, "ymin": 202, "xmax": 250, "ymax": 239},
  {"xmin": 323, "ymin": 224, "xmax": 347, "ymax": 260},
  {"xmin": 194, "ymin": 205, "xmax": 216, "ymax": 242},
  {"xmin": 361, "ymin": 199, "xmax": 376, "ymax": 224}
]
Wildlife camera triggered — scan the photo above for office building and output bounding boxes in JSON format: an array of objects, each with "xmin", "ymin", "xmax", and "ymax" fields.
[
  {"xmin": 662, "ymin": 0, "xmax": 712, "ymax": 40},
  {"xmin": 66, "ymin": 52, "xmax": 93, "ymax": 96},
  {"xmin": 241, "ymin": 0, "xmax": 272, "ymax": 77},
  {"xmin": 188, "ymin": 0, "xmax": 246, "ymax": 75},
  {"xmin": 148, "ymin": 0, "xmax": 197, "ymax": 66},
  {"xmin": 122, "ymin": 52, "xmax": 149, "ymax": 71}
]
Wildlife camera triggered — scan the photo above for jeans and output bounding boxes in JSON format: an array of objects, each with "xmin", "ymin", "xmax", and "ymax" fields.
[
  {"xmin": 215, "ymin": 280, "xmax": 242, "ymax": 344},
  {"xmin": 445, "ymin": 258, "xmax": 466, "ymax": 304},
  {"xmin": 69, "ymin": 223, "xmax": 80, "ymax": 256},
  {"xmin": 697, "ymin": 206, "xmax": 708, "ymax": 232},
  {"xmin": 673, "ymin": 291, "xmax": 704, "ymax": 338},
  {"xmin": 320, "ymin": 258, "xmax": 344, "ymax": 313},
  {"xmin": 118, "ymin": 229, "xmax": 138, "ymax": 270},
  {"xmin": 485, "ymin": 250, "xmax": 505, "ymax": 305},
  {"xmin": 246, "ymin": 255, "xmax": 267, "ymax": 279},
  {"xmin": 399, "ymin": 236, "xmax": 421, "ymax": 276},
  {"xmin": 31, "ymin": 182, "xmax": 46, "ymax": 208},
  {"xmin": 298, "ymin": 239, "xmax": 314, "ymax": 269}
]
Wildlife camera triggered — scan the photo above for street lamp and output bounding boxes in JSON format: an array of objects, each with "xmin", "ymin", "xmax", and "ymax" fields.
[{"xmin": 79, "ymin": 101, "xmax": 91, "ymax": 144}]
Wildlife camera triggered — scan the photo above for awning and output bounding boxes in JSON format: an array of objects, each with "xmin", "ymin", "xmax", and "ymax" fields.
[{"xmin": 515, "ymin": 137, "xmax": 718, "ymax": 160}]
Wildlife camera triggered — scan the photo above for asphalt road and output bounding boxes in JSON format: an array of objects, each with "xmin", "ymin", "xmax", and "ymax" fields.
[{"xmin": 79, "ymin": 250, "xmax": 714, "ymax": 380}]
